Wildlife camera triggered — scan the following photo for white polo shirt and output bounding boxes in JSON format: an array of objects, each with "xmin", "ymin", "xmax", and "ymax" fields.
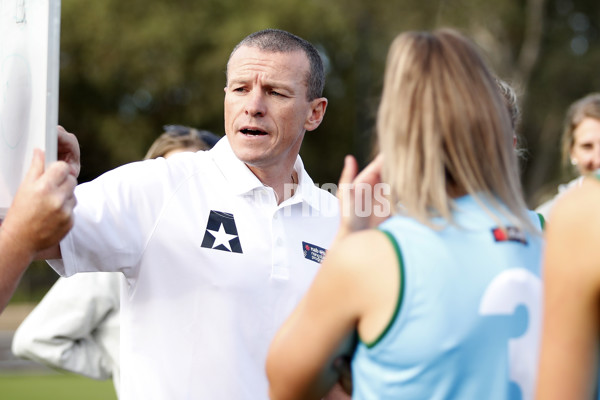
[{"xmin": 48, "ymin": 138, "xmax": 340, "ymax": 399}]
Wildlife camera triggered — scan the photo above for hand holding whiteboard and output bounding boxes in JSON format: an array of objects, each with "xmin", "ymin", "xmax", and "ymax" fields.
[{"xmin": 0, "ymin": 0, "xmax": 61, "ymax": 217}]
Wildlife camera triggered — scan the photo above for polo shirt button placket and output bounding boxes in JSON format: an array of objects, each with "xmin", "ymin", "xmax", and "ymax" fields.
[{"xmin": 271, "ymin": 208, "xmax": 289, "ymax": 279}]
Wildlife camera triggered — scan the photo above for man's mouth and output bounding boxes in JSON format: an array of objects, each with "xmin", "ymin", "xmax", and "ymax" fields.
[{"xmin": 240, "ymin": 128, "xmax": 267, "ymax": 136}]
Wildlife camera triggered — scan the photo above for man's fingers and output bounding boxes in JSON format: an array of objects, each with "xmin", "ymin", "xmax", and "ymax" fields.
[
  {"xmin": 48, "ymin": 170, "xmax": 77, "ymax": 225},
  {"xmin": 58, "ymin": 173, "xmax": 78, "ymax": 198},
  {"xmin": 24, "ymin": 149, "xmax": 45, "ymax": 181},
  {"xmin": 43, "ymin": 161, "xmax": 72, "ymax": 188},
  {"xmin": 57, "ymin": 125, "xmax": 81, "ymax": 178}
]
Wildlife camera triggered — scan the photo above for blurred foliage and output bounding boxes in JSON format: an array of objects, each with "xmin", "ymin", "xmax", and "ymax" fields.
[
  {"xmin": 55, "ymin": 0, "xmax": 600, "ymax": 194},
  {"xmin": 10, "ymin": 0, "xmax": 600, "ymax": 300},
  {"xmin": 11, "ymin": 261, "xmax": 58, "ymax": 303}
]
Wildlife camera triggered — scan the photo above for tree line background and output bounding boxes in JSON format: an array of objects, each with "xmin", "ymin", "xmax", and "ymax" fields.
[{"xmin": 13, "ymin": 0, "xmax": 600, "ymax": 299}]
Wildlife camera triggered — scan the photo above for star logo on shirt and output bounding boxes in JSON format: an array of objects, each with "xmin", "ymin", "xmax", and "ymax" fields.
[{"xmin": 201, "ymin": 211, "xmax": 243, "ymax": 253}]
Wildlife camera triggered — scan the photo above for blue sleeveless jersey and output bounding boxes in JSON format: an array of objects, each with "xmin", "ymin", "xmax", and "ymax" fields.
[{"xmin": 351, "ymin": 195, "xmax": 544, "ymax": 400}]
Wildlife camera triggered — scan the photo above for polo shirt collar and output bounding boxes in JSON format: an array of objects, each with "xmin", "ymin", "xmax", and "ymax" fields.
[
  {"xmin": 209, "ymin": 137, "xmax": 324, "ymax": 211},
  {"xmin": 292, "ymin": 158, "xmax": 324, "ymax": 212}
]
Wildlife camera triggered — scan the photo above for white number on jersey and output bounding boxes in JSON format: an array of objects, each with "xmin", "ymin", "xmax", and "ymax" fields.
[{"xmin": 479, "ymin": 268, "xmax": 542, "ymax": 400}]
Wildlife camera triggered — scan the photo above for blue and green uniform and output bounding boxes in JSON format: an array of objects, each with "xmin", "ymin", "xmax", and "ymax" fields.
[{"xmin": 351, "ymin": 195, "xmax": 544, "ymax": 400}]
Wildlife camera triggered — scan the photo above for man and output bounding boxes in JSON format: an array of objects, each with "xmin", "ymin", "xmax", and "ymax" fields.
[
  {"xmin": 0, "ymin": 127, "xmax": 79, "ymax": 313},
  {"xmin": 12, "ymin": 126, "xmax": 220, "ymax": 398},
  {"xmin": 43, "ymin": 29, "xmax": 341, "ymax": 399}
]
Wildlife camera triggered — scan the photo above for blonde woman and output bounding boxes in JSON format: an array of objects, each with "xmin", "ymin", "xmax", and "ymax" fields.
[
  {"xmin": 536, "ymin": 93, "xmax": 600, "ymax": 219},
  {"xmin": 267, "ymin": 29, "xmax": 544, "ymax": 400}
]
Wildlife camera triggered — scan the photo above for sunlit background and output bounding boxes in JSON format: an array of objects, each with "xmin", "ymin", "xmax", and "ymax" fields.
[{"xmin": 1, "ymin": 0, "xmax": 598, "ymax": 397}]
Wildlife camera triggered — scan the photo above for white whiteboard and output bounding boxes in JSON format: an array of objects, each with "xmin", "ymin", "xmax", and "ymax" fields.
[{"xmin": 0, "ymin": 0, "xmax": 61, "ymax": 217}]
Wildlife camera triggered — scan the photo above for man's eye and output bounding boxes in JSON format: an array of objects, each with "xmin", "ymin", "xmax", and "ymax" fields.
[{"xmin": 270, "ymin": 91, "xmax": 283, "ymax": 96}]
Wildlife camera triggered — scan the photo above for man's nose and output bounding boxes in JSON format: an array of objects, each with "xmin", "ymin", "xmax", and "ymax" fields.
[{"xmin": 245, "ymin": 90, "xmax": 266, "ymax": 117}]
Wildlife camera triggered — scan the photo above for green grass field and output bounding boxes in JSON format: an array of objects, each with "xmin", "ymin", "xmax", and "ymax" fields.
[{"xmin": 0, "ymin": 373, "xmax": 117, "ymax": 400}]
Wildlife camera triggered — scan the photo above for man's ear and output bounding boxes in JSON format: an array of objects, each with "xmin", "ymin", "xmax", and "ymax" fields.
[{"xmin": 305, "ymin": 97, "xmax": 328, "ymax": 132}]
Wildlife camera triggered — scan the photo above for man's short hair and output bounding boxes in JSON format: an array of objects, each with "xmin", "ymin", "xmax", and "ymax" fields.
[{"xmin": 228, "ymin": 29, "xmax": 325, "ymax": 101}]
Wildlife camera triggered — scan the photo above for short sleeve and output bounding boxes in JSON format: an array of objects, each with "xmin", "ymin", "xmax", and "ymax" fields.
[{"xmin": 53, "ymin": 157, "xmax": 194, "ymax": 281}]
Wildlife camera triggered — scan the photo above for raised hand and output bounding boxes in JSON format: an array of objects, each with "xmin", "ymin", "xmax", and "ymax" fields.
[
  {"xmin": 1, "ymin": 149, "xmax": 77, "ymax": 255},
  {"xmin": 336, "ymin": 154, "xmax": 388, "ymax": 236}
]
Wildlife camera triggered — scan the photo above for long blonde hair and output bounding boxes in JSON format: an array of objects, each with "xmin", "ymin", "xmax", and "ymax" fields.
[{"xmin": 378, "ymin": 29, "xmax": 532, "ymax": 230}]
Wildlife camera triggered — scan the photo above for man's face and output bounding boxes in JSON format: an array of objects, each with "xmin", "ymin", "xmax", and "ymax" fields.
[{"xmin": 224, "ymin": 45, "xmax": 325, "ymax": 176}]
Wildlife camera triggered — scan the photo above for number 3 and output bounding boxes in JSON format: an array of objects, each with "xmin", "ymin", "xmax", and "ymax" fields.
[{"xmin": 479, "ymin": 268, "xmax": 542, "ymax": 400}]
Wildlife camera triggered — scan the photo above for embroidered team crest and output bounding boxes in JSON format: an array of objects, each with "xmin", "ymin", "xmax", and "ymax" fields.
[
  {"xmin": 302, "ymin": 241, "xmax": 326, "ymax": 264},
  {"xmin": 201, "ymin": 211, "xmax": 243, "ymax": 253}
]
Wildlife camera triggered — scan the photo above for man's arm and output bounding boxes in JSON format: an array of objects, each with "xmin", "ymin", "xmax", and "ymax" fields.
[{"xmin": 0, "ymin": 148, "xmax": 77, "ymax": 313}]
